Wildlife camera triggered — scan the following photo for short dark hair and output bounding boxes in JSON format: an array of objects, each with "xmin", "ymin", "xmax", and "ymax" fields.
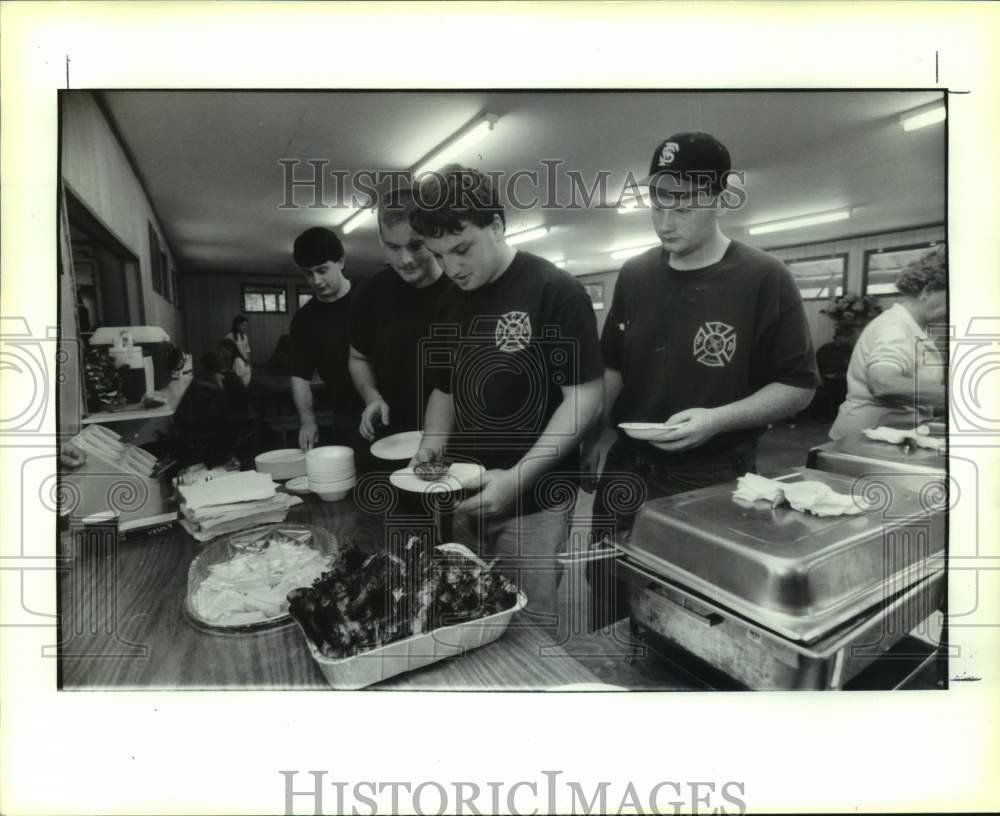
[
  {"xmin": 293, "ymin": 227, "xmax": 345, "ymax": 268},
  {"xmin": 409, "ymin": 165, "xmax": 505, "ymax": 239},
  {"xmin": 377, "ymin": 187, "xmax": 420, "ymax": 234},
  {"xmin": 231, "ymin": 315, "xmax": 248, "ymax": 334},
  {"xmin": 896, "ymin": 245, "xmax": 947, "ymax": 295}
]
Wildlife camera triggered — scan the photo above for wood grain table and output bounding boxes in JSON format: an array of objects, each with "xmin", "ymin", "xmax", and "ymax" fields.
[{"xmin": 57, "ymin": 495, "xmax": 602, "ymax": 691}]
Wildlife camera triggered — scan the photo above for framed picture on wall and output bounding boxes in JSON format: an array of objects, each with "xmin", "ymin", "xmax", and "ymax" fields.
[
  {"xmin": 863, "ymin": 241, "xmax": 942, "ymax": 296},
  {"xmin": 785, "ymin": 253, "xmax": 847, "ymax": 300},
  {"xmin": 584, "ymin": 281, "xmax": 605, "ymax": 310}
]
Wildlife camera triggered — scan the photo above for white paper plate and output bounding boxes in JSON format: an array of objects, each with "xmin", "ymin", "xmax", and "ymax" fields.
[
  {"xmin": 370, "ymin": 430, "xmax": 423, "ymax": 461},
  {"xmin": 389, "ymin": 462, "xmax": 485, "ymax": 494},
  {"xmin": 618, "ymin": 421, "xmax": 683, "ymax": 441}
]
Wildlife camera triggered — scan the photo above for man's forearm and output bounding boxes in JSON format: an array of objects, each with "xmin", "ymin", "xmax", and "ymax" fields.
[
  {"xmin": 348, "ymin": 351, "xmax": 383, "ymax": 406},
  {"xmin": 710, "ymin": 382, "xmax": 815, "ymax": 435},
  {"xmin": 291, "ymin": 377, "xmax": 316, "ymax": 423},
  {"xmin": 417, "ymin": 388, "xmax": 455, "ymax": 456},
  {"xmin": 515, "ymin": 378, "xmax": 604, "ymax": 487},
  {"xmin": 584, "ymin": 368, "xmax": 621, "ymax": 445}
]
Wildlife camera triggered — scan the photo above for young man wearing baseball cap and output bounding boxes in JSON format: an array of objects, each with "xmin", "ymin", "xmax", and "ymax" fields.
[
  {"xmin": 348, "ymin": 187, "xmax": 450, "ymax": 442},
  {"xmin": 289, "ymin": 226, "xmax": 363, "ymax": 451},
  {"xmin": 408, "ymin": 165, "xmax": 604, "ymax": 631},
  {"xmin": 586, "ymin": 132, "xmax": 818, "ymax": 624}
]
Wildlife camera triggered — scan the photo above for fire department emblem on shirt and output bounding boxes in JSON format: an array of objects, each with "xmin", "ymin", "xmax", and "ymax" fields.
[
  {"xmin": 693, "ymin": 321, "xmax": 737, "ymax": 367},
  {"xmin": 495, "ymin": 311, "xmax": 532, "ymax": 352}
]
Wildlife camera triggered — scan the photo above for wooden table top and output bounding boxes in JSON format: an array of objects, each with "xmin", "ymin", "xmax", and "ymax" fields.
[{"xmin": 57, "ymin": 495, "xmax": 601, "ymax": 691}]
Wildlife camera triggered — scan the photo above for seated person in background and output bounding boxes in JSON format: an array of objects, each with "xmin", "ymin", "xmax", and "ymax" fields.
[
  {"xmin": 289, "ymin": 227, "xmax": 363, "ymax": 451},
  {"xmin": 829, "ymin": 246, "xmax": 947, "ymax": 439},
  {"xmin": 224, "ymin": 315, "xmax": 252, "ymax": 363},
  {"xmin": 267, "ymin": 334, "xmax": 292, "ymax": 374},
  {"xmin": 349, "ymin": 187, "xmax": 449, "ymax": 441},
  {"xmin": 200, "ymin": 352, "xmax": 224, "ymax": 390},
  {"xmin": 218, "ymin": 338, "xmax": 252, "ymax": 387}
]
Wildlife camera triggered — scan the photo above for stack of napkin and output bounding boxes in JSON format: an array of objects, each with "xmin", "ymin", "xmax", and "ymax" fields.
[
  {"xmin": 863, "ymin": 426, "xmax": 946, "ymax": 452},
  {"xmin": 178, "ymin": 471, "xmax": 301, "ymax": 542},
  {"xmin": 733, "ymin": 473, "xmax": 868, "ymax": 517}
]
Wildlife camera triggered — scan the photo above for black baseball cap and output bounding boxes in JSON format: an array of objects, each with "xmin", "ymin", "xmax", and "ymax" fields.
[{"xmin": 640, "ymin": 132, "xmax": 732, "ymax": 195}]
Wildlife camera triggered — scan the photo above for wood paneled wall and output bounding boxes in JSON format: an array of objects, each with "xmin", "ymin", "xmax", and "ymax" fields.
[
  {"xmin": 183, "ymin": 272, "xmax": 310, "ymax": 369},
  {"xmin": 60, "ymin": 92, "xmax": 185, "ymax": 344}
]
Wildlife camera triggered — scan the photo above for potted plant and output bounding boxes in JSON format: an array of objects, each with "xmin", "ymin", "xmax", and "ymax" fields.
[{"xmin": 820, "ymin": 293, "xmax": 883, "ymax": 335}]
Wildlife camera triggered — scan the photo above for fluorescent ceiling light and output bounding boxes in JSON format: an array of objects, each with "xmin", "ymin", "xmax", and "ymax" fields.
[
  {"xmin": 609, "ymin": 242, "xmax": 659, "ymax": 261},
  {"xmin": 341, "ymin": 208, "xmax": 376, "ymax": 235},
  {"xmin": 900, "ymin": 103, "xmax": 946, "ymax": 132},
  {"xmin": 413, "ymin": 114, "xmax": 498, "ymax": 178},
  {"xmin": 747, "ymin": 209, "xmax": 850, "ymax": 236},
  {"xmin": 507, "ymin": 226, "xmax": 549, "ymax": 246}
]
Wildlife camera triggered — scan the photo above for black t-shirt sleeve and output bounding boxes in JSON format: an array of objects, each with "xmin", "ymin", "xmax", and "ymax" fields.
[
  {"xmin": 601, "ymin": 267, "xmax": 628, "ymax": 372},
  {"xmin": 551, "ymin": 288, "xmax": 604, "ymax": 386},
  {"xmin": 751, "ymin": 265, "xmax": 820, "ymax": 390},
  {"xmin": 288, "ymin": 310, "xmax": 316, "ymax": 381},
  {"xmin": 349, "ymin": 276, "xmax": 377, "ymax": 356}
]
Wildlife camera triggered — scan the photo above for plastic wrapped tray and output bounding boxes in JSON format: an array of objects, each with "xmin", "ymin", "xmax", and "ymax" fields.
[{"xmin": 185, "ymin": 523, "xmax": 338, "ymax": 634}]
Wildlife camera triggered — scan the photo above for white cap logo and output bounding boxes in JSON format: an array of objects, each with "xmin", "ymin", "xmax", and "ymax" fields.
[{"xmin": 657, "ymin": 142, "xmax": 680, "ymax": 167}]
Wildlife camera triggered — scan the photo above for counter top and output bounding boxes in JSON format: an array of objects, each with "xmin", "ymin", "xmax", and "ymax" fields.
[
  {"xmin": 81, "ymin": 373, "xmax": 193, "ymax": 425},
  {"xmin": 57, "ymin": 493, "xmax": 602, "ymax": 691}
]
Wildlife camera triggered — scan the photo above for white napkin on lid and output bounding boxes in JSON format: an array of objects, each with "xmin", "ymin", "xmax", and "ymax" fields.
[{"xmin": 733, "ymin": 474, "xmax": 868, "ymax": 517}]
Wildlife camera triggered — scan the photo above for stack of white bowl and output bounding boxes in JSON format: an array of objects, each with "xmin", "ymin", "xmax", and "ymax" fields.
[
  {"xmin": 254, "ymin": 449, "xmax": 306, "ymax": 481},
  {"xmin": 306, "ymin": 446, "xmax": 356, "ymax": 501}
]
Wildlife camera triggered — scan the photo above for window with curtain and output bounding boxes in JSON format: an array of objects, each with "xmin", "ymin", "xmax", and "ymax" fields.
[
  {"xmin": 864, "ymin": 242, "xmax": 942, "ymax": 296},
  {"xmin": 786, "ymin": 254, "xmax": 847, "ymax": 300}
]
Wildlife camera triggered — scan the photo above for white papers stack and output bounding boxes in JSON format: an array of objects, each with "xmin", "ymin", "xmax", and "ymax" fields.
[
  {"xmin": 178, "ymin": 471, "xmax": 301, "ymax": 542},
  {"xmin": 733, "ymin": 474, "xmax": 868, "ymax": 517},
  {"xmin": 863, "ymin": 426, "xmax": 946, "ymax": 452}
]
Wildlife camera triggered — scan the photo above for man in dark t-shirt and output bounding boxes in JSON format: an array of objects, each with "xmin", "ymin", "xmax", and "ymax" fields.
[
  {"xmin": 288, "ymin": 227, "xmax": 363, "ymax": 450},
  {"xmin": 585, "ymin": 132, "xmax": 819, "ymax": 627},
  {"xmin": 349, "ymin": 189, "xmax": 450, "ymax": 440},
  {"xmin": 409, "ymin": 166, "xmax": 604, "ymax": 629}
]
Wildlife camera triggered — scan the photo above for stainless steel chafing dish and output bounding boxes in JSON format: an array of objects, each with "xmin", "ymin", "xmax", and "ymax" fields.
[
  {"xmin": 617, "ymin": 467, "xmax": 946, "ymax": 689},
  {"xmin": 806, "ymin": 432, "xmax": 946, "ymax": 478}
]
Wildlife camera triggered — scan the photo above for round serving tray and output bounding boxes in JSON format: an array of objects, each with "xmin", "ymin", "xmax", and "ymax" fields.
[{"xmin": 184, "ymin": 523, "xmax": 338, "ymax": 635}]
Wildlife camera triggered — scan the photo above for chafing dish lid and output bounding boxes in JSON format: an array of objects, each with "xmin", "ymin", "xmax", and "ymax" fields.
[{"xmin": 624, "ymin": 467, "xmax": 945, "ymax": 627}]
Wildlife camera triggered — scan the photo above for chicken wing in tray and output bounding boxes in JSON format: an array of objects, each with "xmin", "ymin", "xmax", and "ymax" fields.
[{"xmin": 287, "ymin": 538, "xmax": 518, "ymax": 659}]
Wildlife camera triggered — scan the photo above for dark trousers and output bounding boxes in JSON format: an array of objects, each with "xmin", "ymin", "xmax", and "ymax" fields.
[{"xmin": 587, "ymin": 437, "xmax": 758, "ymax": 631}]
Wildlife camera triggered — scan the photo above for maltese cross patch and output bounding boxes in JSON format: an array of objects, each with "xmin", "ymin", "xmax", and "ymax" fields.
[{"xmin": 692, "ymin": 321, "xmax": 737, "ymax": 367}]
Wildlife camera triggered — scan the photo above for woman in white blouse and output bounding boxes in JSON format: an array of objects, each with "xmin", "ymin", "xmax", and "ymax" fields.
[
  {"xmin": 829, "ymin": 246, "xmax": 947, "ymax": 439},
  {"xmin": 218, "ymin": 337, "xmax": 252, "ymax": 387},
  {"xmin": 224, "ymin": 315, "xmax": 252, "ymax": 363}
]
